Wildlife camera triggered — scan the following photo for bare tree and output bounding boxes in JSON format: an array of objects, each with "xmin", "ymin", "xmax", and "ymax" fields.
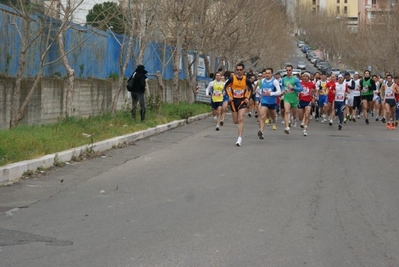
[{"xmin": 9, "ymin": 0, "xmax": 71, "ymax": 128}]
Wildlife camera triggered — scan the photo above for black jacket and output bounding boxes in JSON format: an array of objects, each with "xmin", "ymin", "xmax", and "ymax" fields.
[{"xmin": 128, "ymin": 65, "xmax": 147, "ymax": 93}]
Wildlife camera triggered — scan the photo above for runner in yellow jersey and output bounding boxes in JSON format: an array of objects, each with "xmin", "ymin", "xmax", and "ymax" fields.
[{"xmin": 206, "ymin": 72, "xmax": 225, "ymax": 131}]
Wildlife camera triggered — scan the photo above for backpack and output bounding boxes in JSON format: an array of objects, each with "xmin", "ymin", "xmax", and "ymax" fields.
[{"xmin": 126, "ymin": 72, "xmax": 136, "ymax": 92}]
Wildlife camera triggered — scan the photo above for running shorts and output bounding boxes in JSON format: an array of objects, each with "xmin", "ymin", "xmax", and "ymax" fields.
[
  {"xmin": 230, "ymin": 98, "xmax": 247, "ymax": 112},
  {"xmin": 261, "ymin": 103, "xmax": 276, "ymax": 110},
  {"xmin": 298, "ymin": 100, "xmax": 311, "ymax": 109}
]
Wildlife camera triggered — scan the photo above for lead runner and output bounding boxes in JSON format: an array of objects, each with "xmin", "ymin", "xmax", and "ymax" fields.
[{"xmin": 224, "ymin": 63, "xmax": 253, "ymax": 146}]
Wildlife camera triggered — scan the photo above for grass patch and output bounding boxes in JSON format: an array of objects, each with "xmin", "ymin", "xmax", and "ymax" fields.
[{"xmin": 0, "ymin": 101, "xmax": 210, "ymax": 167}]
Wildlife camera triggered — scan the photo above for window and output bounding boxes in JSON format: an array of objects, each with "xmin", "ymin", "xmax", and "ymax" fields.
[
  {"xmin": 337, "ymin": 0, "xmax": 340, "ymax": 3},
  {"xmin": 344, "ymin": 6, "xmax": 347, "ymax": 14},
  {"xmin": 312, "ymin": 0, "xmax": 316, "ymax": 4},
  {"xmin": 344, "ymin": 0, "xmax": 347, "ymax": 3},
  {"xmin": 337, "ymin": 6, "xmax": 340, "ymax": 14}
]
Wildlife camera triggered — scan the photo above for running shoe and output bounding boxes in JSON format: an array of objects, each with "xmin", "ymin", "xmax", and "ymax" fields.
[
  {"xmin": 248, "ymin": 112, "xmax": 252, "ymax": 117},
  {"xmin": 396, "ymin": 121, "xmax": 399, "ymax": 127},
  {"xmin": 352, "ymin": 117, "xmax": 356, "ymax": 122},
  {"xmin": 265, "ymin": 118, "xmax": 270, "ymax": 124},
  {"xmin": 391, "ymin": 124, "xmax": 395, "ymax": 130},
  {"xmin": 293, "ymin": 121, "xmax": 297, "ymax": 127},
  {"xmin": 220, "ymin": 120, "xmax": 224, "ymax": 126},
  {"xmin": 284, "ymin": 127, "xmax": 290, "ymax": 134},
  {"xmin": 382, "ymin": 117, "xmax": 386, "ymax": 123},
  {"xmin": 281, "ymin": 120, "xmax": 285, "ymax": 124},
  {"xmin": 343, "ymin": 118, "xmax": 347, "ymax": 123},
  {"xmin": 300, "ymin": 122, "xmax": 305, "ymax": 128},
  {"xmin": 349, "ymin": 114, "xmax": 352, "ymax": 121},
  {"xmin": 365, "ymin": 118, "xmax": 369, "ymax": 124},
  {"xmin": 236, "ymin": 137, "xmax": 242, "ymax": 146},
  {"xmin": 338, "ymin": 124, "xmax": 342, "ymax": 130},
  {"xmin": 376, "ymin": 117, "xmax": 379, "ymax": 121},
  {"xmin": 213, "ymin": 115, "xmax": 217, "ymax": 120},
  {"xmin": 272, "ymin": 125, "xmax": 277, "ymax": 130},
  {"xmin": 216, "ymin": 126, "xmax": 220, "ymax": 131},
  {"xmin": 303, "ymin": 130, "xmax": 308, "ymax": 136},
  {"xmin": 257, "ymin": 130, "xmax": 264, "ymax": 140},
  {"xmin": 329, "ymin": 120, "xmax": 333, "ymax": 126},
  {"xmin": 255, "ymin": 112, "xmax": 258, "ymax": 118},
  {"xmin": 386, "ymin": 122, "xmax": 391, "ymax": 129}
]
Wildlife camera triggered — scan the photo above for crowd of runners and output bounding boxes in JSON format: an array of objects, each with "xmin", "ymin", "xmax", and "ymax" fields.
[{"xmin": 206, "ymin": 63, "xmax": 399, "ymax": 146}]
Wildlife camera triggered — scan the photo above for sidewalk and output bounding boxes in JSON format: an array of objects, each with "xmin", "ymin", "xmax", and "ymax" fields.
[{"xmin": 0, "ymin": 113, "xmax": 210, "ymax": 185}]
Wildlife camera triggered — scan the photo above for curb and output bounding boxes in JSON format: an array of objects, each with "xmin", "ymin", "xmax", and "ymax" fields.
[{"xmin": 0, "ymin": 113, "xmax": 210, "ymax": 185}]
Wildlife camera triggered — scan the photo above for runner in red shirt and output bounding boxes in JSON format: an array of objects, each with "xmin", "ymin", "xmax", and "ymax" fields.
[
  {"xmin": 298, "ymin": 72, "xmax": 316, "ymax": 136},
  {"xmin": 326, "ymin": 74, "xmax": 337, "ymax": 125},
  {"xmin": 394, "ymin": 76, "xmax": 399, "ymax": 126}
]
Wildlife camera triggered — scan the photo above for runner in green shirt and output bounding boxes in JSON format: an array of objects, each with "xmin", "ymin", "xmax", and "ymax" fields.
[{"xmin": 281, "ymin": 65, "xmax": 303, "ymax": 134}]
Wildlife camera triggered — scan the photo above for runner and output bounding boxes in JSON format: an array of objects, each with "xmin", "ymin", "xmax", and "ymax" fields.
[
  {"xmin": 281, "ymin": 65, "xmax": 303, "ymax": 134},
  {"xmin": 351, "ymin": 72, "xmax": 361, "ymax": 122},
  {"xmin": 372, "ymin": 74, "xmax": 382, "ymax": 121},
  {"xmin": 224, "ymin": 63, "xmax": 253, "ymax": 146},
  {"xmin": 360, "ymin": 70, "xmax": 376, "ymax": 124},
  {"xmin": 395, "ymin": 76, "xmax": 399, "ymax": 127},
  {"xmin": 333, "ymin": 74, "xmax": 349, "ymax": 130},
  {"xmin": 205, "ymin": 72, "xmax": 225, "ymax": 131},
  {"xmin": 274, "ymin": 72, "xmax": 283, "ymax": 119},
  {"xmin": 343, "ymin": 72, "xmax": 356, "ymax": 123},
  {"xmin": 256, "ymin": 68, "xmax": 281, "ymax": 139},
  {"xmin": 253, "ymin": 71, "xmax": 266, "ymax": 123},
  {"xmin": 220, "ymin": 75, "xmax": 228, "ymax": 126},
  {"xmin": 298, "ymin": 72, "xmax": 316, "ymax": 136},
  {"xmin": 326, "ymin": 74, "xmax": 337, "ymax": 126},
  {"xmin": 315, "ymin": 72, "xmax": 328, "ymax": 123},
  {"xmin": 380, "ymin": 74, "xmax": 399, "ymax": 130},
  {"xmin": 247, "ymin": 74, "xmax": 257, "ymax": 118}
]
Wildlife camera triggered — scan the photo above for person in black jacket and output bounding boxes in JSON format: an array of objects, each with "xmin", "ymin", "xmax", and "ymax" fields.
[{"xmin": 128, "ymin": 65, "xmax": 147, "ymax": 121}]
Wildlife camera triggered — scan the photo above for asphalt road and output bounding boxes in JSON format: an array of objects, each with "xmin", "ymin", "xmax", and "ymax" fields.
[{"xmin": 1, "ymin": 113, "xmax": 399, "ymax": 267}]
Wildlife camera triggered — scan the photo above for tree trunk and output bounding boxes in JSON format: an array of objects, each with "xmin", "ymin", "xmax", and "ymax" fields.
[
  {"xmin": 172, "ymin": 36, "xmax": 182, "ymax": 104},
  {"xmin": 10, "ymin": 17, "xmax": 30, "ymax": 129},
  {"xmin": 110, "ymin": 35, "xmax": 134, "ymax": 115},
  {"xmin": 58, "ymin": 28, "xmax": 75, "ymax": 117}
]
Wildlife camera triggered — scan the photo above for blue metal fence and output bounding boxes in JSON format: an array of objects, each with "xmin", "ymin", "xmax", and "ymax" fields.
[{"xmin": 0, "ymin": 4, "xmax": 215, "ymax": 81}]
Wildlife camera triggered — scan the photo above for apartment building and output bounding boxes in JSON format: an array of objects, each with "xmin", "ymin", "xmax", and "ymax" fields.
[
  {"xmin": 287, "ymin": 0, "xmax": 358, "ymax": 31},
  {"xmin": 358, "ymin": 0, "xmax": 399, "ymax": 25}
]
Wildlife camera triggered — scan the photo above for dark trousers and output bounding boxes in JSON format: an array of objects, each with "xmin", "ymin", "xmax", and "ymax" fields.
[{"xmin": 131, "ymin": 92, "xmax": 145, "ymax": 120}]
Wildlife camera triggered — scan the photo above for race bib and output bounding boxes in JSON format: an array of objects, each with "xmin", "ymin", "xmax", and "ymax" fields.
[
  {"xmin": 336, "ymin": 93, "xmax": 345, "ymax": 101},
  {"xmin": 213, "ymin": 91, "xmax": 221, "ymax": 97},
  {"xmin": 301, "ymin": 88, "xmax": 310, "ymax": 96},
  {"xmin": 386, "ymin": 92, "xmax": 394, "ymax": 98},
  {"xmin": 233, "ymin": 90, "xmax": 244, "ymax": 98}
]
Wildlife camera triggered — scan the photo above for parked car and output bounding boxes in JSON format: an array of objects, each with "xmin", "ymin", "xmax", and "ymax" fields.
[
  {"xmin": 297, "ymin": 41, "xmax": 305, "ymax": 48},
  {"xmin": 316, "ymin": 61, "xmax": 328, "ymax": 70},
  {"xmin": 301, "ymin": 45, "xmax": 310, "ymax": 53},
  {"xmin": 297, "ymin": 61, "xmax": 306, "ymax": 70},
  {"xmin": 319, "ymin": 64, "xmax": 331, "ymax": 73},
  {"xmin": 313, "ymin": 59, "xmax": 322, "ymax": 67},
  {"xmin": 293, "ymin": 68, "xmax": 301, "ymax": 76},
  {"xmin": 331, "ymin": 68, "xmax": 341, "ymax": 75},
  {"xmin": 309, "ymin": 56, "xmax": 318, "ymax": 64},
  {"xmin": 306, "ymin": 51, "xmax": 315, "ymax": 60}
]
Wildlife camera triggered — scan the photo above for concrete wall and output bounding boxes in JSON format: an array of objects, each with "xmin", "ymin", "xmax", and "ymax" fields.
[{"xmin": 0, "ymin": 76, "xmax": 202, "ymax": 129}]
